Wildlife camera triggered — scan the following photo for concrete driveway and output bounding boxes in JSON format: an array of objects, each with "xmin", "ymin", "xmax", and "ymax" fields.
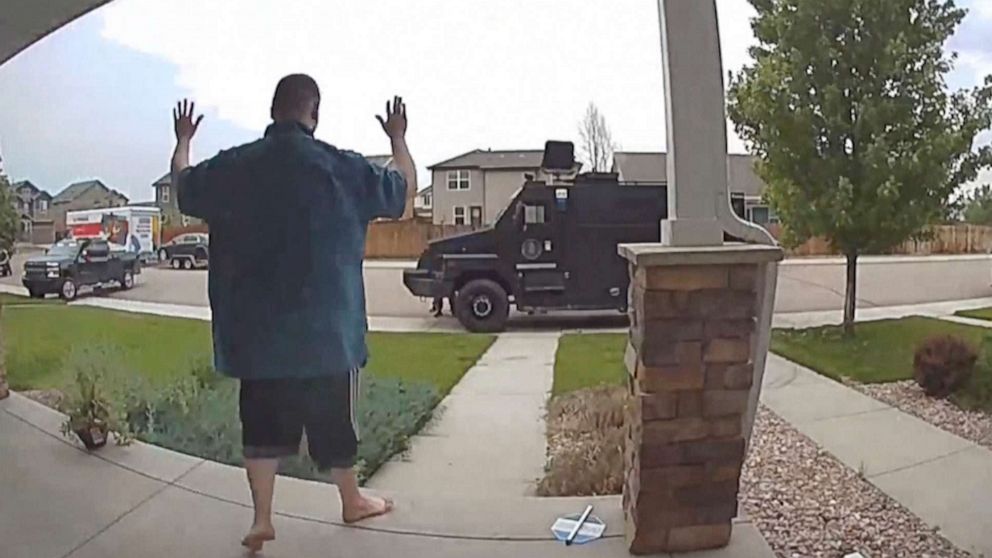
[{"xmin": 4, "ymin": 249, "xmax": 991, "ymax": 318}]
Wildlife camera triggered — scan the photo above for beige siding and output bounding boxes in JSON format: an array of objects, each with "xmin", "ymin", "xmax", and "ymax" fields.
[
  {"xmin": 432, "ymin": 168, "xmax": 484, "ymax": 225},
  {"xmin": 482, "ymin": 170, "xmax": 529, "ymax": 224},
  {"xmin": 727, "ymin": 155, "xmax": 764, "ymax": 199}
]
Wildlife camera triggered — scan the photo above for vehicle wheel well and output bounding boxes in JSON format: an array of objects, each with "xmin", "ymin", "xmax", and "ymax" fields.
[{"xmin": 453, "ymin": 272, "xmax": 511, "ymax": 298}]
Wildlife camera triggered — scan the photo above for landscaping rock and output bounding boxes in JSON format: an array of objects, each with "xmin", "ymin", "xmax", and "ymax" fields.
[
  {"xmin": 853, "ymin": 380, "xmax": 992, "ymax": 448},
  {"xmin": 541, "ymin": 390, "xmax": 971, "ymax": 557},
  {"xmin": 741, "ymin": 406, "xmax": 969, "ymax": 558}
]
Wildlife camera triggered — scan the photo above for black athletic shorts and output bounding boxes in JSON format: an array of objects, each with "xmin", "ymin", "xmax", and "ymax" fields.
[{"xmin": 239, "ymin": 369, "xmax": 361, "ymax": 471}]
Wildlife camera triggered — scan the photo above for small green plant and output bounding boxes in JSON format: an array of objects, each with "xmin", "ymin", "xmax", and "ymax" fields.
[
  {"xmin": 58, "ymin": 345, "xmax": 134, "ymax": 449},
  {"xmin": 913, "ymin": 335, "xmax": 977, "ymax": 398}
]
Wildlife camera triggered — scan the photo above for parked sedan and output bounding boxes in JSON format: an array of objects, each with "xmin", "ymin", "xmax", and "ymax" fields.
[{"xmin": 159, "ymin": 233, "xmax": 209, "ymax": 269}]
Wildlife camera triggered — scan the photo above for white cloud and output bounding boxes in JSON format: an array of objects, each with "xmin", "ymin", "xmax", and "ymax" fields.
[
  {"xmin": 100, "ymin": 0, "xmax": 759, "ymax": 171},
  {"xmin": 970, "ymin": 0, "xmax": 992, "ymax": 20}
]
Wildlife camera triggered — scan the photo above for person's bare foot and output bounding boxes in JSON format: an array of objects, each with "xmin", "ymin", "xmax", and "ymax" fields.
[
  {"xmin": 241, "ymin": 523, "xmax": 275, "ymax": 553},
  {"xmin": 342, "ymin": 495, "xmax": 394, "ymax": 524}
]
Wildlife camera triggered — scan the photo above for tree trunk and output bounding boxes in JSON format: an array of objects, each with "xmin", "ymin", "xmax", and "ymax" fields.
[
  {"xmin": 0, "ymin": 303, "xmax": 8, "ymax": 400},
  {"xmin": 843, "ymin": 251, "xmax": 858, "ymax": 336}
]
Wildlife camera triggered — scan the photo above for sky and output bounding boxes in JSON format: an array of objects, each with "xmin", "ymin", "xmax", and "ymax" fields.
[{"xmin": 0, "ymin": 0, "xmax": 990, "ymax": 202}]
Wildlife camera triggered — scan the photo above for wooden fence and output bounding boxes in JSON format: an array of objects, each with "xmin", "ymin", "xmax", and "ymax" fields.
[
  {"xmin": 162, "ymin": 219, "xmax": 475, "ymax": 259},
  {"xmin": 767, "ymin": 224, "xmax": 992, "ymax": 257},
  {"xmin": 365, "ymin": 219, "xmax": 476, "ymax": 259},
  {"xmin": 161, "ymin": 221, "xmax": 992, "ymax": 260}
]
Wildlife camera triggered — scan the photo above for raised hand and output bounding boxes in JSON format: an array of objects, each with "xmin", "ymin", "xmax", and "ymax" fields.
[
  {"xmin": 376, "ymin": 96, "xmax": 407, "ymax": 141},
  {"xmin": 173, "ymin": 99, "xmax": 204, "ymax": 142}
]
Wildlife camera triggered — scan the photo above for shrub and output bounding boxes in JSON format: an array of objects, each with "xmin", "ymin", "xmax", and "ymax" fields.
[
  {"xmin": 913, "ymin": 335, "xmax": 977, "ymax": 398},
  {"xmin": 58, "ymin": 344, "xmax": 135, "ymax": 447}
]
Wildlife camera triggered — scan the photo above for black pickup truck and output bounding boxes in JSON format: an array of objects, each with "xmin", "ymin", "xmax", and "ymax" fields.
[{"xmin": 22, "ymin": 238, "xmax": 140, "ymax": 300}]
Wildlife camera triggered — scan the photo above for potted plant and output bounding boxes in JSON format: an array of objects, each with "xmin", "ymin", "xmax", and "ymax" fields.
[{"xmin": 59, "ymin": 359, "xmax": 132, "ymax": 450}]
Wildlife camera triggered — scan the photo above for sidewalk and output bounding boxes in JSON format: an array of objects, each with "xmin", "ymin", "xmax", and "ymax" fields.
[
  {"xmin": 760, "ymin": 354, "xmax": 992, "ymax": 556},
  {"xmin": 1, "ymin": 392, "xmax": 774, "ymax": 558},
  {"xmin": 368, "ymin": 333, "xmax": 558, "ymax": 497},
  {"xmin": 773, "ymin": 296, "xmax": 992, "ymax": 328}
]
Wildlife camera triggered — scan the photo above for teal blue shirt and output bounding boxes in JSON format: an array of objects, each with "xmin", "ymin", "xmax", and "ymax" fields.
[{"xmin": 177, "ymin": 121, "xmax": 407, "ymax": 379}]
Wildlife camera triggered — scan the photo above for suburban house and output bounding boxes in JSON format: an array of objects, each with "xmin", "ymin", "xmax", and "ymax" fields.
[
  {"xmin": 611, "ymin": 152, "xmax": 776, "ymax": 225},
  {"xmin": 50, "ymin": 179, "xmax": 129, "ymax": 235},
  {"xmin": 414, "ymin": 185, "xmax": 433, "ymax": 219},
  {"xmin": 11, "ymin": 180, "xmax": 55, "ymax": 244},
  {"xmin": 152, "ymin": 172, "xmax": 204, "ymax": 227},
  {"xmin": 429, "ymin": 149, "xmax": 581, "ymax": 226}
]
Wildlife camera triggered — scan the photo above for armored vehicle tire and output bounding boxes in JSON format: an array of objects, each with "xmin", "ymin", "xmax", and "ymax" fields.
[{"xmin": 455, "ymin": 279, "xmax": 510, "ymax": 333}]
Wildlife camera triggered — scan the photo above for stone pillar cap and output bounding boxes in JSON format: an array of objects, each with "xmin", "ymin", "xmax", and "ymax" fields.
[{"xmin": 619, "ymin": 243, "xmax": 785, "ymax": 267}]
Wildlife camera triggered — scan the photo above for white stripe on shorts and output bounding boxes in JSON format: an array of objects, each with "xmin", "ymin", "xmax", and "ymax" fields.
[{"xmin": 349, "ymin": 368, "xmax": 361, "ymax": 442}]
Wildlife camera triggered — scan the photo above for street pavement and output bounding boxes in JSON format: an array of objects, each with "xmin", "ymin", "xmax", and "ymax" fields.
[{"xmin": 5, "ymin": 249, "xmax": 992, "ymax": 321}]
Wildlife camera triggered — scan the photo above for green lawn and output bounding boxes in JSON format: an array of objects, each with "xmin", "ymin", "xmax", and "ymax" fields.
[
  {"xmin": 0, "ymin": 293, "xmax": 62, "ymax": 306},
  {"xmin": 955, "ymin": 307, "xmax": 992, "ymax": 322},
  {"xmin": 771, "ymin": 316, "xmax": 990, "ymax": 384},
  {"xmin": 553, "ymin": 333, "xmax": 627, "ymax": 396},
  {"xmin": 2, "ymin": 300, "xmax": 494, "ymax": 395}
]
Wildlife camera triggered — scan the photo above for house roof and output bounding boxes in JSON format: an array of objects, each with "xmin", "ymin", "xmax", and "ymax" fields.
[
  {"xmin": 152, "ymin": 172, "xmax": 171, "ymax": 187},
  {"xmin": 429, "ymin": 149, "xmax": 546, "ymax": 171},
  {"xmin": 12, "ymin": 180, "xmax": 52, "ymax": 199},
  {"xmin": 612, "ymin": 152, "xmax": 765, "ymax": 197},
  {"xmin": 418, "ymin": 184, "xmax": 433, "ymax": 195},
  {"xmin": 53, "ymin": 179, "xmax": 129, "ymax": 204},
  {"xmin": 13, "ymin": 180, "xmax": 39, "ymax": 194},
  {"xmin": 53, "ymin": 180, "xmax": 103, "ymax": 203}
]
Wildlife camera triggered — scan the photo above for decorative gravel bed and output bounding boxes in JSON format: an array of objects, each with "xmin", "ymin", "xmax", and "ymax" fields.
[
  {"xmin": 540, "ymin": 387, "xmax": 970, "ymax": 557},
  {"xmin": 742, "ymin": 406, "xmax": 969, "ymax": 558},
  {"xmin": 852, "ymin": 380, "xmax": 992, "ymax": 448}
]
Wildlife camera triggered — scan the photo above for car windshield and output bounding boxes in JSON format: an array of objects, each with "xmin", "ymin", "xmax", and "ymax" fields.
[{"xmin": 46, "ymin": 242, "xmax": 80, "ymax": 257}]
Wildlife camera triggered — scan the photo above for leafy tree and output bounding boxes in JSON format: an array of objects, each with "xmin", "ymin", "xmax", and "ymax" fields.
[
  {"xmin": 960, "ymin": 184, "xmax": 992, "ymax": 225},
  {"xmin": 578, "ymin": 102, "xmax": 618, "ymax": 172},
  {"xmin": 728, "ymin": 0, "xmax": 992, "ymax": 334},
  {"xmin": 0, "ymin": 173, "xmax": 16, "ymax": 254}
]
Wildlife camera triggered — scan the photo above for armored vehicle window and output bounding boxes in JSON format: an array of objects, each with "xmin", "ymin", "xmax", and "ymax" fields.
[{"xmin": 523, "ymin": 204, "xmax": 546, "ymax": 225}]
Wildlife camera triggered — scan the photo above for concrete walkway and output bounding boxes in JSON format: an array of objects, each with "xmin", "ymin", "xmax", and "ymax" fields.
[
  {"xmin": 761, "ymin": 354, "xmax": 992, "ymax": 556},
  {"xmin": 369, "ymin": 333, "xmax": 558, "ymax": 497},
  {"xmin": 1, "ymin": 392, "xmax": 774, "ymax": 558},
  {"xmin": 773, "ymin": 296, "xmax": 992, "ymax": 328}
]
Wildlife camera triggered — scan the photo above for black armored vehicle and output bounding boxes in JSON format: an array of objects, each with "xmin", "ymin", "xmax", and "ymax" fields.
[{"xmin": 403, "ymin": 142, "xmax": 674, "ymax": 332}]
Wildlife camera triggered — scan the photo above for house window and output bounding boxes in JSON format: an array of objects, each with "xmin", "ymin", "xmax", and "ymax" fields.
[
  {"xmin": 470, "ymin": 205, "xmax": 483, "ymax": 227},
  {"xmin": 161, "ymin": 186, "xmax": 171, "ymax": 203},
  {"xmin": 747, "ymin": 205, "xmax": 779, "ymax": 225},
  {"xmin": 36, "ymin": 199, "xmax": 48, "ymax": 214},
  {"xmin": 447, "ymin": 170, "xmax": 470, "ymax": 191},
  {"xmin": 453, "ymin": 206, "xmax": 466, "ymax": 225}
]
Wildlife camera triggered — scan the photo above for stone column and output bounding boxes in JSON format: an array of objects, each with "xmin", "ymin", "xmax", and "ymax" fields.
[{"xmin": 620, "ymin": 244, "xmax": 782, "ymax": 554}]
